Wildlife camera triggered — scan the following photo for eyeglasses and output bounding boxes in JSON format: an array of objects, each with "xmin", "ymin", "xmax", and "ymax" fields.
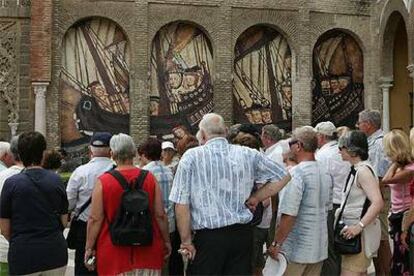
[
  {"xmin": 338, "ymin": 146, "xmax": 347, "ymax": 151},
  {"xmin": 289, "ymin": 139, "xmax": 300, "ymax": 148}
]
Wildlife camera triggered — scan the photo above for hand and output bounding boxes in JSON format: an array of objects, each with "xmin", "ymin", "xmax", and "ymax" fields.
[
  {"xmin": 245, "ymin": 196, "xmax": 259, "ymax": 212},
  {"xmin": 164, "ymin": 241, "xmax": 172, "ymax": 260},
  {"xmin": 401, "ymin": 231, "xmax": 409, "ymax": 250},
  {"xmin": 340, "ymin": 224, "xmax": 362, "ymax": 239},
  {"xmin": 179, "ymin": 243, "xmax": 196, "ymax": 260},
  {"xmin": 84, "ymin": 248, "xmax": 96, "ymax": 271},
  {"xmin": 267, "ymin": 244, "xmax": 281, "ymax": 260}
]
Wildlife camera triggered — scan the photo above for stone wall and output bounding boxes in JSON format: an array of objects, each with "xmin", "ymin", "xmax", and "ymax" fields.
[{"xmin": 0, "ymin": 1, "xmax": 31, "ymax": 140}]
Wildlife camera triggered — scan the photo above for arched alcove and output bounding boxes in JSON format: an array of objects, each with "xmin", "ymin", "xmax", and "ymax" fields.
[
  {"xmin": 149, "ymin": 21, "xmax": 214, "ymax": 139},
  {"xmin": 233, "ymin": 25, "xmax": 292, "ymax": 130},
  {"xmin": 312, "ymin": 29, "xmax": 364, "ymax": 128},
  {"xmin": 59, "ymin": 17, "xmax": 130, "ymax": 166},
  {"xmin": 385, "ymin": 12, "xmax": 412, "ymax": 131}
]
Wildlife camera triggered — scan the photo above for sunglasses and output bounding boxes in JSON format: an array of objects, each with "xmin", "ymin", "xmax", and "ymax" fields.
[{"xmin": 338, "ymin": 146, "xmax": 347, "ymax": 151}]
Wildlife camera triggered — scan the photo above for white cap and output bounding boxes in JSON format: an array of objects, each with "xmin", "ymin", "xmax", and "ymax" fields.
[
  {"xmin": 162, "ymin": 141, "xmax": 176, "ymax": 151},
  {"xmin": 314, "ymin": 121, "xmax": 337, "ymax": 136}
]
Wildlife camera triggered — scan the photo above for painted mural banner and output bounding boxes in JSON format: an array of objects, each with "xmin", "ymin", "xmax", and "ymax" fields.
[
  {"xmin": 233, "ymin": 26, "xmax": 292, "ymax": 130},
  {"xmin": 60, "ymin": 18, "xmax": 130, "ymax": 167},
  {"xmin": 149, "ymin": 22, "xmax": 214, "ymax": 139},
  {"xmin": 312, "ymin": 30, "xmax": 364, "ymax": 127}
]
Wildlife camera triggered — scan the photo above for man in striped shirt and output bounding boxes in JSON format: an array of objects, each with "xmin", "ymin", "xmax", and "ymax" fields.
[{"xmin": 170, "ymin": 113, "xmax": 290, "ymax": 275}]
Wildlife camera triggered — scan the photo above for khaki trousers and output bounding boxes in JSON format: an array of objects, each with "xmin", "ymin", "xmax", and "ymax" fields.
[{"xmin": 284, "ymin": 261, "xmax": 323, "ymax": 276}]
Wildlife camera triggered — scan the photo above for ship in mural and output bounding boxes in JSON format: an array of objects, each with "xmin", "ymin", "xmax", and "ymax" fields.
[
  {"xmin": 233, "ymin": 26, "xmax": 292, "ymax": 130},
  {"xmin": 149, "ymin": 22, "xmax": 214, "ymax": 138},
  {"xmin": 312, "ymin": 31, "xmax": 364, "ymax": 127},
  {"xmin": 59, "ymin": 18, "xmax": 130, "ymax": 167}
]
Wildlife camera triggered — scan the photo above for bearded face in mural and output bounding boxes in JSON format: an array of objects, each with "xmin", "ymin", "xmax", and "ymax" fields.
[
  {"xmin": 59, "ymin": 18, "xmax": 130, "ymax": 168},
  {"xmin": 149, "ymin": 22, "xmax": 214, "ymax": 138},
  {"xmin": 233, "ymin": 25, "xmax": 292, "ymax": 130},
  {"xmin": 312, "ymin": 31, "xmax": 364, "ymax": 127}
]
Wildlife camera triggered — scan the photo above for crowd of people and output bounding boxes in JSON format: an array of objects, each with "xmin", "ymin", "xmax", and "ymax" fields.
[{"xmin": 0, "ymin": 109, "xmax": 412, "ymax": 275}]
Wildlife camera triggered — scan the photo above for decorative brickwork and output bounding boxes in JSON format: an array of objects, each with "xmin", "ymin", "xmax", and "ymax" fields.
[{"xmin": 1, "ymin": 0, "xmax": 414, "ymax": 145}]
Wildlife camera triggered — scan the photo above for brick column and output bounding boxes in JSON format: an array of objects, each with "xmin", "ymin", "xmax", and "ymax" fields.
[{"xmin": 30, "ymin": 0, "xmax": 52, "ymax": 134}]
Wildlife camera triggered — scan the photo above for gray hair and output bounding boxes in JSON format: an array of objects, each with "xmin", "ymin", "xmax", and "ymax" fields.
[
  {"xmin": 292, "ymin": 126, "xmax": 318, "ymax": 152},
  {"xmin": 262, "ymin": 124, "xmax": 282, "ymax": 142},
  {"xmin": 0, "ymin": 142, "xmax": 10, "ymax": 159},
  {"xmin": 199, "ymin": 113, "xmax": 227, "ymax": 139},
  {"xmin": 110, "ymin": 133, "xmax": 136, "ymax": 162},
  {"xmin": 90, "ymin": 146, "xmax": 111, "ymax": 157},
  {"xmin": 359, "ymin": 109, "xmax": 381, "ymax": 129},
  {"xmin": 9, "ymin": 136, "xmax": 19, "ymax": 161}
]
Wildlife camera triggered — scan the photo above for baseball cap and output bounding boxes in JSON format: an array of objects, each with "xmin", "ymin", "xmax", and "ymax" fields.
[
  {"xmin": 90, "ymin": 132, "xmax": 112, "ymax": 147},
  {"xmin": 162, "ymin": 141, "xmax": 176, "ymax": 151},
  {"xmin": 314, "ymin": 121, "xmax": 337, "ymax": 136}
]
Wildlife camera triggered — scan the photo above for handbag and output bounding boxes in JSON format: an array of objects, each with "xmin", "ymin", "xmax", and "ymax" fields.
[
  {"xmin": 249, "ymin": 184, "xmax": 264, "ymax": 226},
  {"xmin": 66, "ymin": 198, "xmax": 91, "ymax": 249},
  {"xmin": 333, "ymin": 166, "xmax": 371, "ymax": 255}
]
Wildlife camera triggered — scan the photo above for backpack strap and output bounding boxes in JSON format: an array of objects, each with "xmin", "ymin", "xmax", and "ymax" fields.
[
  {"xmin": 107, "ymin": 170, "xmax": 130, "ymax": 190},
  {"xmin": 108, "ymin": 169, "xmax": 148, "ymax": 191},
  {"xmin": 135, "ymin": 170, "xmax": 148, "ymax": 190}
]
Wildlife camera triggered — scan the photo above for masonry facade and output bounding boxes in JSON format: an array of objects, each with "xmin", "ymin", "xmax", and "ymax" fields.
[{"xmin": 0, "ymin": 0, "xmax": 413, "ymax": 151}]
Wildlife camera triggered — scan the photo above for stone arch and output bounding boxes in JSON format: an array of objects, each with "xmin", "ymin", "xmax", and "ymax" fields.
[
  {"xmin": 148, "ymin": 20, "xmax": 214, "ymax": 56},
  {"xmin": 380, "ymin": 10, "xmax": 409, "ymax": 77},
  {"xmin": 148, "ymin": 21, "xmax": 214, "ymax": 139},
  {"xmin": 380, "ymin": 10, "xmax": 412, "ymax": 132},
  {"xmin": 59, "ymin": 17, "xmax": 131, "ymax": 166},
  {"xmin": 311, "ymin": 29, "xmax": 364, "ymax": 128},
  {"xmin": 232, "ymin": 24, "xmax": 293, "ymax": 130}
]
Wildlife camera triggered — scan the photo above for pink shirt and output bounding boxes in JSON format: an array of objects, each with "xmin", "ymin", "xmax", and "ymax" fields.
[{"xmin": 389, "ymin": 163, "xmax": 414, "ymax": 213}]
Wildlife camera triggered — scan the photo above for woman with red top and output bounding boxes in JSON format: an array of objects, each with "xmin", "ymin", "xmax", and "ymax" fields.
[{"xmin": 84, "ymin": 133, "xmax": 171, "ymax": 275}]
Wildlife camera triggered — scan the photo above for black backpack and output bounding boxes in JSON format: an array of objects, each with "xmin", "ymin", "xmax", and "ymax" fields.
[{"xmin": 107, "ymin": 170, "xmax": 153, "ymax": 246}]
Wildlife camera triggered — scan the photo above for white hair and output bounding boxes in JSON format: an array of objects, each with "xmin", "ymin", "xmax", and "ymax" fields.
[
  {"xmin": 90, "ymin": 146, "xmax": 111, "ymax": 157},
  {"xmin": 109, "ymin": 133, "xmax": 136, "ymax": 162},
  {"xmin": 199, "ymin": 113, "xmax": 226, "ymax": 139},
  {"xmin": 0, "ymin": 142, "xmax": 10, "ymax": 159},
  {"xmin": 196, "ymin": 130, "xmax": 204, "ymax": 145}
]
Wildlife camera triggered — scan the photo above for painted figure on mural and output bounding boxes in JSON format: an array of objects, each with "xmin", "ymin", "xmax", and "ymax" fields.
[
  {"xmin": 233, "ymin": 25, "xmax": 292, "ymax": 130},
  {"xmin": 312, "ymin": 31, "xmax": 364, "ymax": 127},
  {"xmin": 59, "ymin": 18, "xmax": 130, "ymax": 167},
  {"xmin": 149, "ymin": 22, "xmax": 214, "ymax": 138}
]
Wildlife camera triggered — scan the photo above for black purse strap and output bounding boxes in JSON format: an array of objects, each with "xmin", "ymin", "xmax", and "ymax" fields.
[
  {"xmin": 74, "ymin": 198, "xmax": 92, "ymax": 220},
  {"xmin": 108, "ymin": 169, "xmax": 148, "ymax": 191},
  {"xmin": 336, "ymin": 165, "xmax": 376, "ymax": 229},
  {"xmin": 335, "ymin": 167, "xmax": 357, "ymax": 228},
  {"xmin": 74, "ymin": 164, "xmax": 117, "ymax": 219}
]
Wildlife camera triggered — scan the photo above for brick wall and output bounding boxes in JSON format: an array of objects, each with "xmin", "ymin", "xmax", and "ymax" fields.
[
  {"xmin": 30, "ymin": 0, "xmax": 52, "ymax": 82},
  {"xmin": 2, "ymin": 0, "xmax": 412, "ymax": 145}
]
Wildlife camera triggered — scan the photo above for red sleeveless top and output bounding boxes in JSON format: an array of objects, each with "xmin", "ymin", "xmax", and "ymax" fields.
[{"xmin": 96, "ymin": 168, "xmax": 164, "ymax": 275}]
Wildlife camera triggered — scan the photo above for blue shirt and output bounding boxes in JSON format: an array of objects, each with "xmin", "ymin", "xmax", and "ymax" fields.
[
  {"xmin": 367, "ymin": 129, "xmax": 390, "ymax": 178},
  {"xmin": 169, "ymin": 137, "xmax": 288, "ymax": 230},
  {"xmin": 143, "ymin": 161, "xmax": 175, "ymax": 233},
  {"xmin": 0, "ymin": 168, "xmax": 68, "ymax": 274},
  {"xmin": 278, "ymin": 161, "xmax": 331, "ymax": 263}
]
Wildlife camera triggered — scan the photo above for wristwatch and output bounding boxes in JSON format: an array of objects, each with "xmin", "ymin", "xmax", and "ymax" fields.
[{"xmin": 271, "ymin": 241, "xmax": 282, "ymax": 248}]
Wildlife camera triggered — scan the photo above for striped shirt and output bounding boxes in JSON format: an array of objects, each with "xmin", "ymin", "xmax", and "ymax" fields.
[
  {"xmin": 143, "ymin": 161, "xmax": 175, "ymax": 233},
  {"xmin": 169, "ymin": 137, "xmax": 288, "ymax": 230},
  {"xmin": 278, "ymin": 161, "xmax": 332, "ymax": 263},
  {"xmin": 367, "ymin": 129, "xmax": 390, "ymax": 178}
]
